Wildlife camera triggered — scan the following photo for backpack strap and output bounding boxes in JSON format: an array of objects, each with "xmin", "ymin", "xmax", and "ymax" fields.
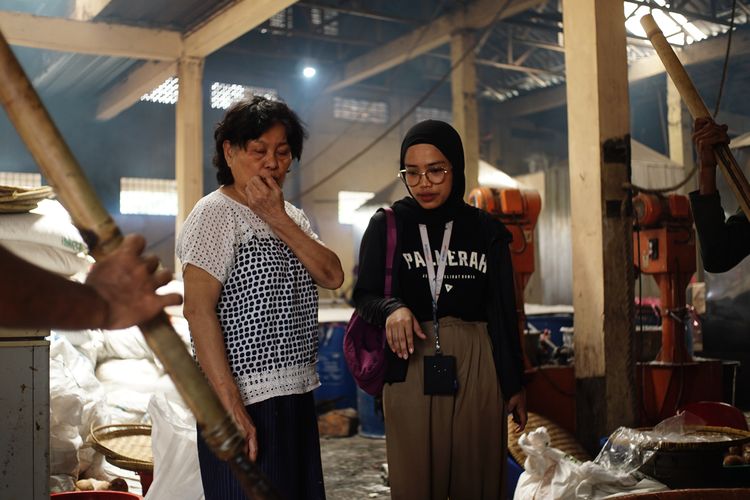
[{"xmin": 383, "ymin": 207, "xmax": 396, "ymax": 298}]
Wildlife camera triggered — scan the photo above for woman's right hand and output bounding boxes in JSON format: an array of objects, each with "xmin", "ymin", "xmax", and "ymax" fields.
[
  {"xmin": 385, "ymin": 307, "xmax": 427, "ymax": 359},
  {"xmin": 230, "ymin": 400, "xmax": 258, "ymax": 462}
]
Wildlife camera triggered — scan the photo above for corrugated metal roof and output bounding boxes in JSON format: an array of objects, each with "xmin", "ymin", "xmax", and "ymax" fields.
[{"xmin": 0, "ymin": 1, "xmax": 748, "ymax": 108}]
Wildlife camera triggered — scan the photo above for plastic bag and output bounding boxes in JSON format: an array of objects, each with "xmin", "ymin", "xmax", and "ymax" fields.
[
  {"xmin": 514, "ymin": 426, "xmax": 581, "ymax": 500},
  {"xmin": 144, "ymin": 393, "xmax": 205, "ymax": 500},
  {"xmin": 513, "ymin": 427, "xmax": 668, "ymax": 500}
]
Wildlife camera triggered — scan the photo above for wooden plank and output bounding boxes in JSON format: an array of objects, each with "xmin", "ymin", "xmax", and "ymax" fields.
[
  {"xmin": 563, "ymin": 0, "xmax": 636, "ymax": 450},
  {"xmin": 96, "ymin": 61, "xmax": 177, "ymax": 120},
  {"xmin": 0, "ymin": 11, "xmax": 181, "ymax": 60},
  {"xmin": 325, "ymin": 0, "xmax": 546, "ymax": 92},
  {"xmin": 184, "ymin": 0, "xmax": 298, "ymax": 57}
]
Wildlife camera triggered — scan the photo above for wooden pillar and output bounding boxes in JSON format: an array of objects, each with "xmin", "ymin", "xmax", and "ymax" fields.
[
  {"xmin": 175, "ymin": 56, "xmax": 204, "ymax": 271},
  {"xmin": 450, "ymin": 29, "xmax": 479, "ymax": 196},
  {"xmin": 563, "ymin": 0, "xmax": 636, "ymax": 450}
]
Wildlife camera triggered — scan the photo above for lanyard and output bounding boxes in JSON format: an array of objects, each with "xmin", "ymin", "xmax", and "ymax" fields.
[{"xmin": 418, "ymin": 221, "xmax": 453, "ymax": 354}]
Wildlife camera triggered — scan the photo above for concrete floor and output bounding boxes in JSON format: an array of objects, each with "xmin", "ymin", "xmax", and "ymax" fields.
[{"xmin": 320, "ymin": 435, "xmax": 390, "ymax": 499}]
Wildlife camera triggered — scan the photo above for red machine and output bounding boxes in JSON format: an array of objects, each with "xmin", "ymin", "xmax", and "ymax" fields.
[
  {"xmin": 632, "ymin": 193, "xmax": 695, "ymax": 363},
  {"xmin": 633, "ymin": 193, "xmax": 723, "ymax": 424},
  {"xmin": 470, "ymin": 186, "xmax": 577, "ymax": 434},
  {"xmin": 469, "ymin": 186, "xmax": 542, "ymax": 369}
]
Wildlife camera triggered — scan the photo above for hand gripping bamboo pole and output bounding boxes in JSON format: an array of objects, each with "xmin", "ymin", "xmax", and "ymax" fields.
[
  {"xmin": 641, "ymin": 13, "xmax": 750, "ymax": 220},
  {"xmin": 0, "ymin": 30, "xmax": 279, "ymax": 500}
]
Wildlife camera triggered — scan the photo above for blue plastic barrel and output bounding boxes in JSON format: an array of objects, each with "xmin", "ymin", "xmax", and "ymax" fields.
[
  {"xmin": 314, "ymin": 322, "xmax": 358, "ymax": 410},
  {"xmin": 526, "ymin": 313, "xmax": 573, "ymax": 346},
  {"xmin": 507, "ymin": 456, "xmax": 524, "ymax": 496},
  {"xmin": 357, "ymin": 388, "xmax": 385, "ymax": 438}
]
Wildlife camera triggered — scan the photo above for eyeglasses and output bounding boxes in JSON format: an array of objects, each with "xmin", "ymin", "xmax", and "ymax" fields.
[{"xmin": 399, "ymin": 167, "xmax": 450, "ymax": 187}]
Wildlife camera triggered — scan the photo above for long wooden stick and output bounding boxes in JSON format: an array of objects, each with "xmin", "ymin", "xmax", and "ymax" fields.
[
  {"xmin": 0, "ymin": 30, "xmax": 279, "ymax": 500},
  {"xmin": 641, "ymin": 13, "xmax": 750, "ymax": 220}
]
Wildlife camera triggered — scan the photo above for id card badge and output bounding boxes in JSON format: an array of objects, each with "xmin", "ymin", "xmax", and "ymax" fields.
[{"xmin": 423, "ymin": 353, "xmax": 458, "ymax": 395}]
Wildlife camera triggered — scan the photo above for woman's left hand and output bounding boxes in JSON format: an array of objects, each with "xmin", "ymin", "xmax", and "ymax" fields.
[
  {"xmin": 507, "ymin": 389, "xmax": 528, "ymax": 432},
  {"xmin": 244, "ymin": 175, "xmax": 287, "ymax": 224}
]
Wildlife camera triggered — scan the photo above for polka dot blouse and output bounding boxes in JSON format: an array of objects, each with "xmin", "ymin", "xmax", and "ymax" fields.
[{"xmin": 176, "ymin": 190, "xmax": 321, "ymax": 405}]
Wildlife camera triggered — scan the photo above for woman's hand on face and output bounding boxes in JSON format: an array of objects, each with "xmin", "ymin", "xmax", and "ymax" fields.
[
  {"xmin": 385, "ymin": 307, "xmax": 427, "ymax": 359},
  {"xmin": 230, "ymin": 400, "xmax": 258, "ymax": 462},
  {"xmin": 244, "ymin": 175, "xmax": 287, "ymax": 224}
]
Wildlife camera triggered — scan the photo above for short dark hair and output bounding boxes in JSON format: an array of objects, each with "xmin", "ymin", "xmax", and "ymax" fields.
[{"xmin": 212, "ymin": 96, "xmax": 307, "ymax": 185}]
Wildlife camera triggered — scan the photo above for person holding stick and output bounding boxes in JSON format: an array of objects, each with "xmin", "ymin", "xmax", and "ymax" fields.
[
  {"xmin": 689, "ymin": 117, "xmax": 750, "ymax": 272},
  {"xmin": 0, "ymin": 233, "xmax": 181, "ymax": 329}
]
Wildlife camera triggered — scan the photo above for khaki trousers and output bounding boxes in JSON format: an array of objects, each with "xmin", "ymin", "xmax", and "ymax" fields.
[{"xmin": 383, "ymin": 317, "xmax": 507, "ymax": 500}]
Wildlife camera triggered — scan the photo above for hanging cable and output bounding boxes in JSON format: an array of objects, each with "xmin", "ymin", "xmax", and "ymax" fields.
[
  {"xmin": 713, "ymin": 0, "xmax": 738, "ymax": 118},
  {"xmin": 291, "ymin": 0, "xmax": 515, "ymax": 202}
]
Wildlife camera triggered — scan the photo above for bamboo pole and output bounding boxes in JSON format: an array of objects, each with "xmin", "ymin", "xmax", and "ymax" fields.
[
  {"xmin": 641, "ymin": 13, "xmax": 750, "ymax": 220},
  {"xmin": 0, "ymin": 30, "xmax": 279, "ymax": 500}
]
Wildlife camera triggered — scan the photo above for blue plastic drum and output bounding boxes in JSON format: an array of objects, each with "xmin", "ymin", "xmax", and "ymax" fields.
[
  {"xmin": 314, "ymin": 322, "xmax": 357, "ymax": 410},
  {"xmin": 357, "ymin": 387, "xmax": 385, "ymax": 438}
]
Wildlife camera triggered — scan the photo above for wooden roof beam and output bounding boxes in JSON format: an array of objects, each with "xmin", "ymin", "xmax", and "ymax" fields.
[
  {"xmin": 96, "ymin": 0, "xmax": 299, "ymax": 120},
  {"xmin": 183, "ymin": 0, "xmax": 298, "ymax": 57},
  {"xmin": 324, "ymin": 0, "xmax": 547, "ymax": 93},
  {"xmin": 0, "ymin": 10, "xmax": 181, "ymax": 60},
  {"xmin": 500, "ymin": 29, "xmax": 750, "ymax": 117},
  {"xmin": 96, "ymin": 61, "xmax": 177, "ymax": 120}
]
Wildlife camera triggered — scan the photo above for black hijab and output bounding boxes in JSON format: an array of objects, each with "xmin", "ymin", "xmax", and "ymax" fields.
[{"xmin": 392, "ymin": 120, "xmax": 467, "ymax": 224}]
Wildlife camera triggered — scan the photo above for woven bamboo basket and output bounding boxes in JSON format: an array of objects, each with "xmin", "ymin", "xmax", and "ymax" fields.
[
  {"xmin": 507, "ymin": 412, "xmax": 590, "ymax": 467},
  {"xmin": 0, "ymin": 184, "xmax": 54, "ymax": 213},
  {"xmin": 635, "ymin": 425, "xmax": 750, "ymax": 489},
  {"xmin": 89, "ymin": 424, "xmax": 153, "ymax": 473}
]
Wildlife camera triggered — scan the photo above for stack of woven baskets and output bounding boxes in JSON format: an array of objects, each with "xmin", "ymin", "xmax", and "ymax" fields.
[{"xmin": 0, "ymin": 184, "xmax": 54, "ymax": 213}]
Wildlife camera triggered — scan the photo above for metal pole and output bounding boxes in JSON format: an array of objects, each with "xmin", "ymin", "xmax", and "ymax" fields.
[{"xmin": 0, "ymin": 30, "xmax": 279, "ymax": 500}]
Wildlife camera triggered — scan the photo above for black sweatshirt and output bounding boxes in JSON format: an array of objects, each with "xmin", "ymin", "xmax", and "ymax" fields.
[
  {"xmin": 353, "ymin": 200, "xmax": 525, "ymax": 400},
  {"xmin": 689, "ymin": 190, "xmax": 750, "ymax": 273}
]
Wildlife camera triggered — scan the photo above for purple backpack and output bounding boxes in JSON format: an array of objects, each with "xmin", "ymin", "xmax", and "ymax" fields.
[{"xmin": 343, "ymin": 207, "xmax": 396, "ymax": 396}]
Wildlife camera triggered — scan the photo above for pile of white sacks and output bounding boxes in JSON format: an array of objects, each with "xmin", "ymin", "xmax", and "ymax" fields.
[
  {"xmin": 0, "ymin": 198, "xmax": 203, "ymax": 497},
  {"xmin": 50, "ymin": 314, "xmax": 204, "ymax": 499}
]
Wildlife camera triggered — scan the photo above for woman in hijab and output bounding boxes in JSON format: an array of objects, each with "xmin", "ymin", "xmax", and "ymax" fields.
[{"xmin": 353, "ymin": 120, "xmax": 527, "ymax": 499}]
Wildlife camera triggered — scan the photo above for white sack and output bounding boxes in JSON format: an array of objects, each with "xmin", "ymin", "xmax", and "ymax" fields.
[
  {"xmin": 0, "ymin": 199, "xmax": 85, "ymax": 250},
  {"xmin": 100, "ymin": 327, "xmax": 155, "ymax": 361},
  {"xmin": 144, "ymin": 393, "xmax": 204, "ymax": 500}
]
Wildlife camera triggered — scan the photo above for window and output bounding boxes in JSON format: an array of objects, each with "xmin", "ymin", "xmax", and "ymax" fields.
[
  {"xmin": 416, "ymin": 107, "xmax": 452, "ymax": 124},
  {"xmin": 311, "ymin": 8, "xmax": 339, "ymax": 36},
  {"xmin": 269, "ymin": 8, "xmax": 293, "ymax": 30},
  {"xmin": 333, "ymin": 97, "xmax": 388, "ymax": 124},
  {"xmin": 210, "ymin": 82, "xmax": 278, "ymax": 110},
  {"xmin": 0, "ymin": 172, "xmax": 42, "ymax": 188},
  {"xmin": 140, "ymin": 77, "xmax": 179, "ymax": 105},
  {"xmin": 338, "ymin": 191, "xmax": 375, "ymax": 226},
  {"xmin": 120, "ymin": 177, "xmax": 177, "ymax": 216}
]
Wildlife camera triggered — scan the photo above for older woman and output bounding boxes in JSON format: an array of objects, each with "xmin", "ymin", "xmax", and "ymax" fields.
[
  {"xmin": 177, "ymin": 96, "xmax": 343, "ymax": 500},
  {"xmin": 354, "ymin": 120, "xmax": 527, "ymax": 499}
]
